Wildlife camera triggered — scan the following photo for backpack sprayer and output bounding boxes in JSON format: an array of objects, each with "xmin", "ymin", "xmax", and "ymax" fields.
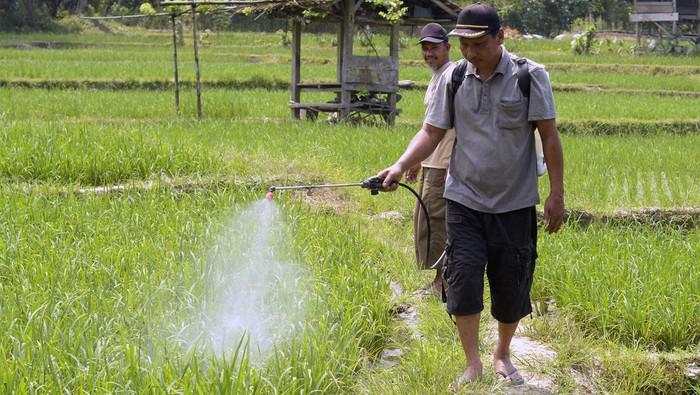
[{"xmin": 267, "ymin": 176, "xmax": 444, "ymax": 269}]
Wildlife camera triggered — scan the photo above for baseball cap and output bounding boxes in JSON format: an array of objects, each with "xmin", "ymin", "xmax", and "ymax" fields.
[
  {"xmin": 449, "ymin": 3, "xmax": 501, "ymax": 39},
  {"xmin": 418, "ymin": 23, "xmax": 448, "ymax": 44}
]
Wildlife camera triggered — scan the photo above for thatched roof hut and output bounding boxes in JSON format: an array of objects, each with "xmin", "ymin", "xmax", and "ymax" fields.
[{"xmin": 163, "ymin": 0, "xmax": 461, "ymax": 123}]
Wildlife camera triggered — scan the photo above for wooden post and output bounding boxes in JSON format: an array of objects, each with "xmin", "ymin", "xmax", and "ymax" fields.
[
  {"xmin": 340, "ymin": 0, "xmax": 355, "ymax": 120},
  {"xmin": 337, "ymin": 20, "xmax": 344, "ymax": 84},
  {"xmin": 633, "ymin": 0, "xmax": 641, "ymax": 46},
  {"xmin": 672, "ymin": 0, "xmax": 678, "ymax": 35},
  {"xmin": 290, "ymin": 19, "xmax": 302, "ymax": 119},
  {"xmin": 335, "ymin": 19, "xmax": 345, "ymax": 104},
  {"xmin": 171, "ymin": 14, "xmax": 180, "ymax": 115},
  {"xmin": 191, "ymin": 4, "xmax": 203, "ymax": 119},
  {"xmin": 387, "ymin": 23, "xmax": 399, "ymax": 126}
]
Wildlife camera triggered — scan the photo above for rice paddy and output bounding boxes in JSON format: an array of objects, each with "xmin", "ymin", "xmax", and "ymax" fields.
[{"xmin": 0, "ymin": 26, "xmax": 697, "ymax": 393}]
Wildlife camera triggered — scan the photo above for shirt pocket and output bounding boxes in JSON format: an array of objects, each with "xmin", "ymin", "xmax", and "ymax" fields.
[{"xmin": 496, "ymin": 99, "xmax": 527, "ymax": 130}]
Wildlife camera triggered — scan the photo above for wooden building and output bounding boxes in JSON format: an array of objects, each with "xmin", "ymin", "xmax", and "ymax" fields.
[
  {"xmin": 630, "ymin": 0, "xmax": 700, "ymax": 38},
  {"xmin": 161, "ymin": 0, "xmax": 460, "ymax": 123},
  {"xmin": 279, "ymin": 0, "xmax": 460, "ymax": 124}
]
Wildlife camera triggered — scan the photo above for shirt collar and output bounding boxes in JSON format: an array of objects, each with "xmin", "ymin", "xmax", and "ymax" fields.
[
  {"xmin": 494, "ymin": 46, "xmax": 510, "ymax": 76},
  {"xmin": 432, "ymin": 60, "xmax": 452, "ymax": 76}
]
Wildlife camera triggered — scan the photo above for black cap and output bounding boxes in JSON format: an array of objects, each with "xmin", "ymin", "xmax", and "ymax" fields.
[
  {"xmin": 449, "ymin": 3, "xmax": 501, "ymax": 39},
  {"xmin": 418, "ymin": 23, "xmax": 448, "ymax": 44}
]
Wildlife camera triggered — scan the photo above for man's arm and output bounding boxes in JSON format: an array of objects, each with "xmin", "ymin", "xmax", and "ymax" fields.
[
  {"xmin": 379, "ymin": 123, "xmax": 447, "ymax": 190},
  {"xmin": 536, "ymin": 119, "xmax": 565, "ymax": 233}
]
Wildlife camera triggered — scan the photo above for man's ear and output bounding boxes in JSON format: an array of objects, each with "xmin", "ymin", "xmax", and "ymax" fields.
[{"xmin": 496, "ymin": 28, "xmax": 505, "ymax": 44}]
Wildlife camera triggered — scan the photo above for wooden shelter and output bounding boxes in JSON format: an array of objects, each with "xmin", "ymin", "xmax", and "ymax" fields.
[
  {"xmin": 630, "ymin": 0, "xmax": 700, "ymax": 38},
  {"xmin": 284, "ymin": 0, "xmax": 460, "ymax": 125},
  {"xmin": 162, "ymin": 0, "xmax": 460, "ymax": 123}
]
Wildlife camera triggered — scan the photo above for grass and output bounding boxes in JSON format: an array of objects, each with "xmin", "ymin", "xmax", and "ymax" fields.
[
  {"xmin": 1, "ymin": 31, "xmax": 698, "ymax": 91},
  {"xmin": 1, "ymin": 115, "xmax": 698, "ymax": 211},
  {"xmin": 535, "ymin": 224, "xmax": 699, "ymax": 350},
  {"xmin": 3, "ymin": 87, "xmax": 700, "ymax": 125},
  {"xmin": 0, "ymin": 186, "xmax": 394, "ymax": 391}
]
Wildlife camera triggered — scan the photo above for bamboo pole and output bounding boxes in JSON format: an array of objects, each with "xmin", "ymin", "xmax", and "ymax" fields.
[
  {"xmin": 171, "ymin": 14, "xmax": 181, "ymax": 114},
  {"xmin": 191, "ymin": 3, "xmax": 203, "ymax": 119},
  {"xmin": 387, "ymin": 23, "xmax": 399, "ymax": 126},
  {"xmin": 79, "ymin": 13, "xmax": 170, "ymax": 19},
  {"xmin": 290, "ymin": 19, "xmax": 302, "ymax": 119},
  {"xmin": 339, "ymin": 0, "xmax": 354, "ymax": 120}
]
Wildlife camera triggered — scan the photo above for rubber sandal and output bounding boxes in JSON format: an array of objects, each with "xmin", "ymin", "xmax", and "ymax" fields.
[{"xmin": 496, "ymin": 369, "xmax": 525, "ymax": 386}]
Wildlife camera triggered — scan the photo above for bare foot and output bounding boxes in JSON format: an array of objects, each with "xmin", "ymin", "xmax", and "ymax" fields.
[
  {"xmin": 448, "ymin": 364, "xmax": 483, "ymax": 392},
  {"xmin": 493, "ymin": 355, "xmax": 524, "ymax": 385}
]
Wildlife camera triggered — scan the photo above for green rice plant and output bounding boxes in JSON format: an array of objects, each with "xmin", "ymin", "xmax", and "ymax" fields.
[
  {"xmin": 550, "ymin": 71, "xmax": 700, "ymax": 93},
  {"xmin": 1, "ymin": 31, "xmax": 698, "ymax": 87},
  {"xmin": 3, "ymin": 88, "xmax": 699, "ymax": 126},
  {"xmin": 542, "ymin": 133, "xmax": 700, "ymax": 210},
  {"xmin": 0, "ymin": 120, "xmax": 234, "ymax": 185},
  {"xmin": 1, "ymin": 109, "xmax": 697, "ymax": 210},
  {"xmin": 534, "ymin": 224, "xmax": 699, "ymax": 350},
  {"xmin": 0, "ymin": 187, "xmax": 394, "ymax": 392}
]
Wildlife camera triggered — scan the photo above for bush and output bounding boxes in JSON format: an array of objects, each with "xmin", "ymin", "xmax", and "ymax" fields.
[
  {"xmin": 571, "ymin": 21, "xmax": 597, "ymax": 54},
  {"xmin": 55, "ymin": 15, "xmax": 86, "ymax": 33},
  {"xmin": 499, "ymin": 0, "xmax": 590, "ymax": 37},
  {"xmin": 0, "ymin": 0, "xmax": 57, "ymax": 31}
]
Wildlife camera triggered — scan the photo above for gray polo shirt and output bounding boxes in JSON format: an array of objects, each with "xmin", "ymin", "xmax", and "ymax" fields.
[{"xmin": 425, "ymin": 47, "xmax": 556, "ymax": 214}]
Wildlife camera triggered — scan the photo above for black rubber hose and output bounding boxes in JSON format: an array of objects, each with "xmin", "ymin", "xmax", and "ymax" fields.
[{"xmin": 398, "ymin": 182, "xmax": 430, "ymax": 267}]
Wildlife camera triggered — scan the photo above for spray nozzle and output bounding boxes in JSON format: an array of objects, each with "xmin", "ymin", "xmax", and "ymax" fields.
[{"xmin": 361, "ymin": 176, "xmax": 385, "ymax": 195}]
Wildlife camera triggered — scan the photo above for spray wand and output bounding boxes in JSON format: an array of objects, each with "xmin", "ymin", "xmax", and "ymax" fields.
[{"xmin": 267, "ymin": 176, "xmax": 436, "ymax": 267}]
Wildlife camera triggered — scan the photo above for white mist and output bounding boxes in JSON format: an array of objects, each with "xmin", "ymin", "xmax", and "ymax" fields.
[{"xmin": 179, "ymin": 199, "xmax": 308, "ymax": 362}]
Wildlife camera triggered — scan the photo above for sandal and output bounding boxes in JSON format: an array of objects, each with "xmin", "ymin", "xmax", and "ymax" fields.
[{"xmin": 496, "ymin": 369, "xmax": 525, "ymax": 386}]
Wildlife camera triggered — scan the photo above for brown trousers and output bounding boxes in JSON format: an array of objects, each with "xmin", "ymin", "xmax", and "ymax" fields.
[{"xmin": 413, "ymin": 167, "xmax": 448, "ymax": 270}]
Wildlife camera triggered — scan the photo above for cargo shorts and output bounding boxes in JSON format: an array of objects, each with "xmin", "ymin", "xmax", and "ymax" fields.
[{"xmin": 443, "ymin": 199, "xmax": 538, "ymax": 323}]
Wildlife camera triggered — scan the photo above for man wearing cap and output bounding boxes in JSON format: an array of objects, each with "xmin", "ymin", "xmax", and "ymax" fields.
[
  {"xmin": 406, "ymin": 23, "xmax": 455, "ymax": 296},
  {"xmin": 377, "ymin": 2, "xmax": 565, "ymax": 389}
]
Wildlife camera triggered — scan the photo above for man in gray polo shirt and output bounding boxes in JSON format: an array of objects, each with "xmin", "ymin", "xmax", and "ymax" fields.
[{"xmin": 377, "ymin": 3, "xmax": 565, "ymax": 389}]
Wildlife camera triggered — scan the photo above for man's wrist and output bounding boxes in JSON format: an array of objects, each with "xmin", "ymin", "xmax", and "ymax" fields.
[
  {"xmin": 549, "ymin": 188, "xmax": 564, "ymax": 199},
  {"xmin": 394, "ymin": 161, "xmax": 407, "ymax": 173}
]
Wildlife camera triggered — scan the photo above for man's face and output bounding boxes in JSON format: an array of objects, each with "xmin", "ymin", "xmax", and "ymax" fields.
[
  {"xmin": 459, "ymin": 29, "xmax": 504, "ymax": 69},
  {"xmin": 421, "ymin": 41, "xmax": 450, "ymax": 70}
]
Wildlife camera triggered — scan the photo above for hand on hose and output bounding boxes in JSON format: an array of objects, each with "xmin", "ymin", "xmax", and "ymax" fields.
[
  {"xmin": 377, "ymin": 163, "xmax": 403, "ymax": 191},
  {"xmin": 405, "ymin": 164, "xmax": 421, "ymax": 183},
  {"xmin": 543, "ymin": 192, "xmax": 564, "ymax": 233}
]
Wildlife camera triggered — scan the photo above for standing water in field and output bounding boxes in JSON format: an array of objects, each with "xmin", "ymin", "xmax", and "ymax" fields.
[{"xmin": 175, "ymin": 199, "xmax": 308, "ymax": 362}]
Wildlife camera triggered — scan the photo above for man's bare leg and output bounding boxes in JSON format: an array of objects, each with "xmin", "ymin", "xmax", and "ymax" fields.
[
  {"xmin": 455, "ymin": 313, "xmax": 483, "ymax": 380},
  {"xmin": 493, "ymin": 320, "xmax": 523, "ymax": 382},
  {"xmin": 431, "ymin": 266, "xmax": 443, "ymax": 294}
]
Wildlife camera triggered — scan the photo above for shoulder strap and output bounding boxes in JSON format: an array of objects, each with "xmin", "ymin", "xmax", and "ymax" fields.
[
  {"xmin": 515, "ymin": 58, "xmax": 531, "ymax": 98},
  {"xmin": 449, "ymin": 61, "xmax": 468, "ymax": 126}
]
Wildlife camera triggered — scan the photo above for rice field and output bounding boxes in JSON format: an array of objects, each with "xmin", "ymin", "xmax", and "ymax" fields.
[{"xmin": 0, "ymin": 28, "xmax": 698, "ymax": 393}]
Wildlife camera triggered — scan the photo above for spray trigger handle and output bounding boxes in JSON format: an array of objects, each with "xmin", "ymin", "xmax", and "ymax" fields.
[{"xmin": 361, "ymin": 176, "xmax": 386, "ymax": 195}]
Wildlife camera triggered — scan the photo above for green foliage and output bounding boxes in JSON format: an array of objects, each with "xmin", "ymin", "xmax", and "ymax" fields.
[
  {"xmin": 494, "ymin": 0, "xmax": 631, "ymax": 36},
  {"xmin": 367, "ymin": 0, "xmax": 407, "ymax": 24},
  {"xmin": 647, "ymin": 36, "xmax": 699, "ymax": 56},
  {"xmin": 0, "ymin": 0, "xmax": 57, "ymax": 31},
  {"xmin": 499, "ymin": 0, "xmax": 590, "ymax": 36},
  {"xmin": 301, "ymin": 9, "xmax": 325, "ymax": 22},
  {"xmin": 55, "ymin": 15, "xmax": 86, "ymax": 33},
  {"xmin": 571, "ymin": 21, "xmax": 596, "ymax": 55},
  {"xmin": 138, "ymin": 2, "xmax": 155, "ymax": 15},
  {"xmin": 276, "ymin": 28, "xmax": 290, "ymax": 47}
]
